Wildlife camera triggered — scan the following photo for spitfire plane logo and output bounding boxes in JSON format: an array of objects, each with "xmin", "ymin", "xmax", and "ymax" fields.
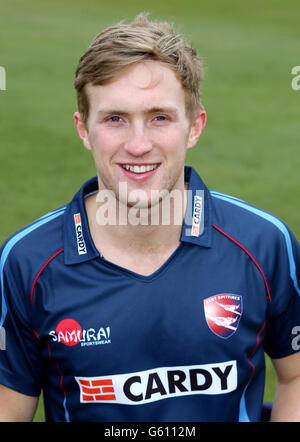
[{"xmin": 203, "ymin": 294, "xmax": 243, "ymax": 339}]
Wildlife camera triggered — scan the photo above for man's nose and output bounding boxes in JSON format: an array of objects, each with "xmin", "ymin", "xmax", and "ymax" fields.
[{"xmin": 123, "ymin": 124, "xmax": 152, "ymax": 156}]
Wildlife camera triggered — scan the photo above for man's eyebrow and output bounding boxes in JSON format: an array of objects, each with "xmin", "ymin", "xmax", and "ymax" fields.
[
  {"xmin": 96, "ymin": 107, "xmax": 179, "ymax": 116},
  {"xmin": 146, "ymin": 107, "xmax": 179, "ymax": 115},
  {"xmin": 97, "ymin": 109, "xmax": 129, "ymax": 116}
]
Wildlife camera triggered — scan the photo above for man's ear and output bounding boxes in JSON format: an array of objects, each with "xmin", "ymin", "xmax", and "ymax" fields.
[
  {"xmin": 187, "ymin": 109, "xmax": 207, "ymax": 149},
  {"xmin": 74, "ymin": 111, "xmax": 92, "ymax": 151}
]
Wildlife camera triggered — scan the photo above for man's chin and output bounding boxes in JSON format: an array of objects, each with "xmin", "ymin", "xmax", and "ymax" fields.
[{"xmin": 119, "ymin": 197, "xmax": 160, "ymax": 211}]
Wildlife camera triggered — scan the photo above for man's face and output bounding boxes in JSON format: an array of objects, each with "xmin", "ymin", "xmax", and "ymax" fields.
[{"xmin": 75, "ymin": 61, "xmax": 206, "ymax": 208}]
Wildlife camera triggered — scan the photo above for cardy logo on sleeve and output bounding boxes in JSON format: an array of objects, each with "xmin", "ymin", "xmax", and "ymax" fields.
[
  {"xmin": 75, "ymin": 361, "xmax": 237, "ymax": 405},
  {"xmin": 74, "ymin": 213, "xmax": 87, "ymax": 255},
  {"xmin": 191, "ymin": 194, "xmax": 203, "ymax": 237}
]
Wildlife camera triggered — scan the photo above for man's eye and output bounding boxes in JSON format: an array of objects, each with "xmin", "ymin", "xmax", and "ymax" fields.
[
  {"xmin": 155, "ymin": 115, "xmax": 166, "ymax": 121},
  {"xmin": 109, "ymin": 116, "xmax": 121, "ymax": 122}
]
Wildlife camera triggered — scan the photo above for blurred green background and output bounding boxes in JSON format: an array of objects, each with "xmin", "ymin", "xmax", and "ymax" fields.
[{"xmin": 0, "ymin": 0, "xmax": 299, "ymax": 422}]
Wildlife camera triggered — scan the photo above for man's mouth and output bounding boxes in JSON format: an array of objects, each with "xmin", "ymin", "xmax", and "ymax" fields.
[{"xmin": 121, "ymin": 164, "xmax": 159, "ymax": 174}]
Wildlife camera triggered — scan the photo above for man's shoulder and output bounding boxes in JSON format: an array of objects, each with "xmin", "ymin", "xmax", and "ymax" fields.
[
  {"xmin": 209, "ymin": 189, "xmax": 300, "ymax": 300},
  {"xmin": 209, "ymin": 189, "xmax": 295, "ymax": 252},
  {"xmin": 0, "ymin": 205, "xmax": 67, "ymax": 274}
]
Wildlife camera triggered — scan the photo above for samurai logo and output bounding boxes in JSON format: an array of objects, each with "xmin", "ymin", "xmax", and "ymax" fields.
[{"xmin": 203, "ymin": 294, "xmax": 243, "ymax": 339}]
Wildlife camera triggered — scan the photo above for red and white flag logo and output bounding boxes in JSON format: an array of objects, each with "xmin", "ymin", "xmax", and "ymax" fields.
[
  {"xmin": 76, "ymin": 377, "xmax": 116, "ymax": 402},
  {"xmin": 74, "ymin": 213, "xmax": 81, "ymax": 225}
]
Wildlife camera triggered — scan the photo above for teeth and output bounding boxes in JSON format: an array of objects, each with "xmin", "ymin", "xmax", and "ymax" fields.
[{"xmin": 122, "ymin": 164, "xmax": 158, "ymax": 173}]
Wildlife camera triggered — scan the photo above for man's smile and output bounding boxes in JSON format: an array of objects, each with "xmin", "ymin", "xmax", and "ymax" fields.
[
  {"xmin": 118, "ymin": 163, "xmax": 161, "ymax": 182},
  {"xmin": 121, "ymin": 164, "xmax": 159, "ymax": 173}
]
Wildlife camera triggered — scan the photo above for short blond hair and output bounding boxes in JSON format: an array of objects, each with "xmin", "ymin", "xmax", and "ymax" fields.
[{"xmin": 74, "ymin": 13, "xmax": 205, "ymax": 125}]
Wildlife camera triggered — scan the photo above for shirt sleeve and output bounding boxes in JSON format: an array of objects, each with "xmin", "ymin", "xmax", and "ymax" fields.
[
  {"xmin": 263, "ymin": 225, "xmax": 300, "ymax": 359},
  {"xmin": 0, "ymin": 240, "xmax": 43, "ymax": 396}
]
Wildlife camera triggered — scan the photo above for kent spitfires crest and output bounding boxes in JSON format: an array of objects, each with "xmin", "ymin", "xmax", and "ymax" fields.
[{"xmin": 203, "ymin": 294, "xmax": 243, "ymax": 339}]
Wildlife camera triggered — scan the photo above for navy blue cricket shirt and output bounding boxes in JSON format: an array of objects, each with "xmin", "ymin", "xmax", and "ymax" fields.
[{"xmin": 0, "ymin": 166, "xmax": 300, "ymax": 422}]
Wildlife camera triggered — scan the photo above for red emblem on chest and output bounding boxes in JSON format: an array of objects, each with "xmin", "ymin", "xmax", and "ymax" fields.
[{"xmin": 203, "ymin": 294, "xmax": 243, "ymax": 339}]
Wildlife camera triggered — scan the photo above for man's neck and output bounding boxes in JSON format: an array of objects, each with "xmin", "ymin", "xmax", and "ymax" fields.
[
  {"xmin": 85, "ymin": 187, "xmax": 187, "ymax": 255},
  {"xmin": 84, "ymin": 181, "xmax": 188, "ymax": 276}
]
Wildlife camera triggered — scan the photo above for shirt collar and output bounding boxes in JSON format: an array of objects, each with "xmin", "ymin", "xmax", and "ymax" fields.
[
  {"xmin": 180, "ymin": 166, "xmax": 213, "ymax": 248},
  {"xmin": 63, "ymin": 166, "xmax": 213, "ymax": 265},
  {"xmin": 63, "ymin": 177, "xmax": 100, "ymax": 265}
]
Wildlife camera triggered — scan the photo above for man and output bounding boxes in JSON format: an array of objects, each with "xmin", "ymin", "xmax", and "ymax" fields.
[{"xmin": 0, "ymin": 13, "xmax": 300, "ymax": 422}]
